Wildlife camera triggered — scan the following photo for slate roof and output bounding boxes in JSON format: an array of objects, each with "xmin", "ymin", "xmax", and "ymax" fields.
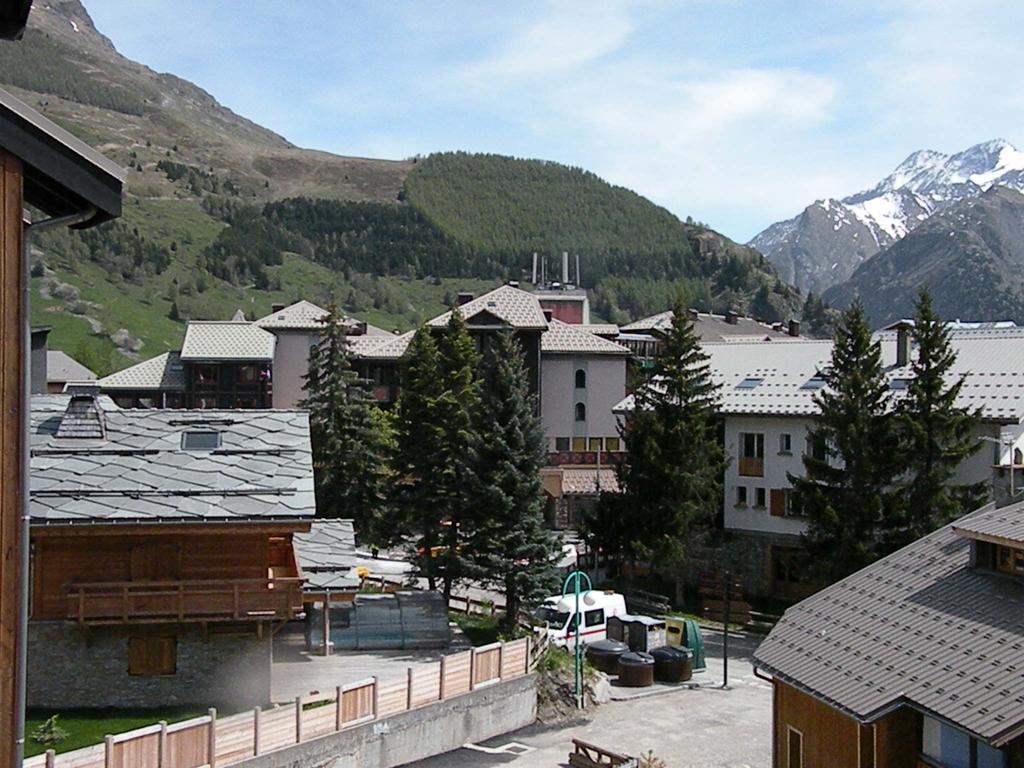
[
  {"xmin": 577, "ymin": 324, "xmax": 620, "ymax": 338},
  {"xmin": 428, "ymin": 285, "xmax": 549, "ymax": 330},
  {"xmin": 97, "ymin": 352, "xmax": 185, "ymax": 392},
  {"xmin": 30, "ymin": 397, "xmax": 315, "ymax": 525},
  {"xmin": 615, "ymin": 329, "xmax": 1024, "ymax": 423},
  {"xmin": 180, "ymin": 322, "xmax": 276, "ymax": 362},
  {"xmin": 46, "ymin": 350, "xmax": 96, "ymax": 385},
  {"xmin": 294, "ymin": 519, "xmax": 360, "ymax": 591},
  {"xmin": 754, "ymin": 500, "xmax": 1024, "ymax": 747},
  {"xmin": 953, "ymin": 505, "xmax": 1024, "ymax": 546},
  {"xmin": 561, "ymin": 468, "xmax": 620, "ymax": 495},
  {"xmin": 542, "ymin": 320, "xmax": 630, "ymax": 356},
  {"xmin": 255, "ymin": 300, "xmax": 330, "ymax": 330},
  {"xmin": 621, "ymin": 309, "xmax": 793, "ymax": 341},
  {"xmin": 348, "ymin": 332, "xmax": 414, "ymax": 361}
]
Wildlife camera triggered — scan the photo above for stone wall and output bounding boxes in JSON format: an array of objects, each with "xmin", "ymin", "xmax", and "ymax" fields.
[
  {"xmin": 232, "ymin": 674, "xmax": 537, "ymax": 768},
  {"xmin": 27, "ymin": 622, "xmax": 272, "ymax": 710}
]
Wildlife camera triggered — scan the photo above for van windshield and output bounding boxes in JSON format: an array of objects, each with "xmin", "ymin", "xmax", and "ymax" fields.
[{"xmin": 535, "ymin": 606, "xmax": 570, "ymax": 629}]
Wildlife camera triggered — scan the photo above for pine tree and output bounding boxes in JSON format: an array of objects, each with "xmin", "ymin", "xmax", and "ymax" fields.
[
  {"xmin": 791, "ymin": 301, "xmax": 902, "ymax": 581},
  {"xmin": 433, "ymin": 309, "xmax": 482, "ymax": 602},
  {"xmin": 302, "ymin": 306, "xmax": 390, "ymax": 540},
  {"xmin": 590, "ymin": 298, "xmax": 725, "ymax": 574},
  {"xmin": 464, "ymin": 331, "xmax": 560, "ymax": 631},
  {"xmin": 893, "ymin": 289, "xmax": 986, "ymax": 546},
  {"xmin": 390, "ymin": 327, "xmax": 447, "ymax": 588}
]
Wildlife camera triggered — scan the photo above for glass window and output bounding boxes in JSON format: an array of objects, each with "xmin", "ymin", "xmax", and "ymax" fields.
[
  {"xmin": 801, "ymin": 377, "xmax": 826, "ymax": 390},
  {"xmin": 534, "ymin": 606, "xmax": 570, "ymax": 629},
  {"xmin": 779, "ymin": 433, "xmax": 792, "ymax": 453},
  {"xmin": 736, "ymin": 486, "xmax": 748, "ymax": 506},
  {"xmin": 571, "ymin": 437, "xmax": 586, "ymax": 451},
  {"xmin": 575, "ymin": 369, "xmax": 586, "ymax": 389},
  {"xmin": 555, "ymin": 437, "xmax": 570, "ymax": 452},
  {"xmin": 736, "ymin": 377, "xmax": 764, "ymax": 390},
  {"xmin": 605, "ymin": 437, "xmax": 621, "ymax": 452},
  {"xmin": 238, "ymin": 365, "xmax": 259, "ymax": 384},
  {"xmin": 588, "ymin": 437, "xmax": 603, "ymax": 451},
  {"xmin": 922, "ymin": 717, "xmax": 970, "ymax": 768},
  {"xmin": 194, "ymin": 364, "xmax": 218, "ymax": 388},
  {"xmin": 575, "ymin": 402, "xmax": 586, "ymax": 422},
  {"xmin": 787, "ymin": 728, "xmax": 802, "ymax": 768},
  {"xmin": 181, "ymin": 431, "xmax": 220, "ymax": 451},
  {"xmin": 755, "ymin": 487, "xmax": 766, "ymax": 508},
  {"xmin": 996, "ymin": 546, "xmax": 1024, "ymax": 576},
  {"xmin": 741, "ymin": 433, "xmax": 764, "ymax": 459},
  {"xmin": 584, "ymin": 608, "xmax": 604, "ymax": 627},
  {"xmin": 806, "ymin": 434, "xmax": 827, "ymax": 462},
  {"xmin": 977, "ymin": 741, "xmax": 1007, "ymax": 768}
]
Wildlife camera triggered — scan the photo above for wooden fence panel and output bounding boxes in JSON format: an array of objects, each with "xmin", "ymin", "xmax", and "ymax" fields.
[
  {"xmin": 375, "ymin": 676, "xmax": 408, "ymax": 716},
  {"xmin": 112, "ymin": 730, "xmax": 160, "ymax": 768},
  {"xmin": 164, "ymin": 723, "xmax": 208, "ymax": 768},
  {"xmin": 215, "ymin": 715, "xmax": 255, "ymax": 764},
  {"xmin": 443, "ymin": 650, "xmax": 473, "ymax": 697},
  {"xmin": 49, "ymin": 746, "xmax": 104, "ymax": 768},
  {"xmin": 409, "ymin": 665, "xmax": 441, "ymax": 708},
  {"xmin": 502, "ymin": 637, "xmax": 529, "ymax": 679},
  {"xmin": 473, "ymin": 643, "xmax": 502, "ymax": 687},
  {"xmin": 342, "ymin": 682, "xmax": 375, "ymax": 723},
  {"xmin": 257, "ymin": 707, "xmax": 295, "ymax": 754},
  {"xmin": 302, "ymin": 704, "xmax": 336, "ymax": 740}
]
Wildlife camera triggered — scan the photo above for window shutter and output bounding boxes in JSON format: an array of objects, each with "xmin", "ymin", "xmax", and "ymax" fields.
[{"xmin": 770, "ymin": 489, "xmax": 785, "ymax": 517}]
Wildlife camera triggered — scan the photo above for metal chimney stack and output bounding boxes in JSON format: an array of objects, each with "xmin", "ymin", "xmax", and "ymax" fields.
[
  {"xmin": 562, "ymin": 251, "xmax": 569, "ymax": 284},
  {"xmin": 532, "ymin": 252, "xmax": 538, "ymax": 285},
  {"xmin": 575, "ymin": 253, "xmax": 581, "ymax": 286}
]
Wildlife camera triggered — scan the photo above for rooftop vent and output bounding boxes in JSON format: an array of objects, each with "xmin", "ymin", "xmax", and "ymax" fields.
[
  {"xmin": 181, "ymin": 430, "xmax": 221, "ymax": 451},
  {"xmin": 788, "ymin": 319, "xmax": 801, "ymax": 337},
  {"xmin": 725, "ymin": 310, "xmax": 740, "ymax": 325},
  {"xmin": 56, "ymin": 386, "xmax": 107, "ymax": 440}
]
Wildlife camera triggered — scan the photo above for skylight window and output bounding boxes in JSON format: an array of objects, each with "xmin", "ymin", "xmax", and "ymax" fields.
[
  {"xmin": 889, "ymin": 378, "xmax": 913, "ymax": 391},
  {"xmin": 736, "ymin": 377, "xmax": 764, "ymax": 390},
  {"xmin": 801, "ymin": 377, "xmax": 826, "ymax": 390},
  {"xmin": 181, "ymin": 430, "xmax": 221, "ymax": 451}
]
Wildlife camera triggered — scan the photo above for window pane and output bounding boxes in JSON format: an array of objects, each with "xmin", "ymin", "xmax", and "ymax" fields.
[
  {"xmin": 571, "ymin": 437, "xmax": 586, "ymax": 451},
  {"xmin": 588, "ymin": 438, "xmax": 603, "ymax": 451},
  {"xmin": 605, "ymin": 437, "xmax": 620, "ymax": 452},
  {"xmin": 555, "ymin": 437, "xmax": 570, "ymax": 451},
  {"xmin": 584, "ymin": 609, "xmax": 604, "ymax": 627}
]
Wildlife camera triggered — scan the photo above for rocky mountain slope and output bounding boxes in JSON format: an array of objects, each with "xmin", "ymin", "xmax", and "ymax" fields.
[
  {"xmin": 822, "ymin": 186, "xmax": 1024, "ymax": 326},
  {"xmin": 751, "ymin": 140, "xmax": 1024, "ymax": 295}
]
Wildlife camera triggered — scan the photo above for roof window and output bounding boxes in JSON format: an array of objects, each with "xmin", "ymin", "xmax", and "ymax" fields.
[
  {"xmin": 736, "ymin": 377, "xmax": 764, "ymax": 390},
  {"xmin": 889, "ymin": 378, "xmax": 912, "ymax": 390},
  {"xmin": 181, "ymin": 430, "xmax": 221, "ymax": 451},
  {"xmin": 801, "ymin": 377, "xmax": 826, "ymax": 390}
]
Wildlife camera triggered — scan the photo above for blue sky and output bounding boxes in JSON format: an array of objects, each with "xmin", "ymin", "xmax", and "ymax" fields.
[{"xmin": 86, "ymin": 0, "xmax": 1024, "ymax": 242}]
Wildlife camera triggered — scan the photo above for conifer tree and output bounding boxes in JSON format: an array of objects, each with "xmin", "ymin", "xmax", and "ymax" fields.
[
  {"xmin": 791, "ymin": 301, "xmax": 902, "ymax": 581},
  {"xmin": 302, "ymin": 305, "xmax": 390, "ymax": 540},
  {"xmin": 464, "ymin": 331, "xmax": 560, "ymax": 631},
  {"xmin": 893, "ymin": 289, "xmax": 986, "ymax": 546},
  {"xmin": 433, "ymin": 309, "xmax": 482, "ymax": 602},
  {"xmin": 590, "ymin": 298, "xmax": 725, "ymax": 573},
  {"xmin": 390, "ymin": 327, "xmax": 447, "ymax": 588}
]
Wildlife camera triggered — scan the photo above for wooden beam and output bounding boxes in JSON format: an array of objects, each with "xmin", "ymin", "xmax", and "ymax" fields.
[{"xmin": 0, "ymin": 148, "xmax": 25, "ymax": 768}]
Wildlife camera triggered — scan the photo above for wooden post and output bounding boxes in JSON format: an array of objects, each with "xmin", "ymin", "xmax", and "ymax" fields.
[
  {"xmin": 0, "ymin": 149, "xmax": 25, "ymax": 768},
  {"xmin": 470, "ymin": 647, "xmax": 477, "ymax": 689},
  {"xmin": 371, "ymin": 676, "xmax": 378, "ymax": 718},
  {"xmin": 45, "ymin": 749, "xmax": 55, "ymax": 768},
  {"xmin": 497, "ymin": 643, "xmax": 504, "ymax": 680},
  {"xmin": 253, "ymin": 706, "xmax": 261, "ymax": 756},
  {"xmin": 335, "ymin": 685, "xmax": 343, "ymax": 730},
  {"xmin": 525, "ymin": 634, "xmax": 532, "ymax": 673},
  {"xmin": 104, "ymin": 735, "xmax": 114, "ymax": 768},
  {"xmin": 294, "ymin": 696, "xmax": 302, "ymax": 743},
  {"xmin": 406, "ymin": 667, "xmax": 413, "ymax": 710},
  {"xmin": 322, "ymin": 594, "xmax": 331, "ymax": 656},
  {"xmin": 158, "ymin": 721, "xmax": 167, "ymax": 767},
  {"xmin": 438, "ymin": 655, "xmax": 447, "ymax": 700},
  {"xmin": 207, "ymin": 707, "xmax": 217, "ymax": 767}
]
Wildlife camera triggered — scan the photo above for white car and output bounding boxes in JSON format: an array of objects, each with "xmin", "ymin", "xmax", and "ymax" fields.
[{"xmin": 535, "ymin": 590, "xmax": 628, "ymax": 648}]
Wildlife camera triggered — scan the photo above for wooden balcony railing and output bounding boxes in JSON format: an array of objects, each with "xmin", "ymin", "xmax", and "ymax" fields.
[
  {"xmin": 66, "ymin": 578, "xmax": 304, "ymax": 625},
  {"xmin": 738, "ymin": 456, "xmax": 764, "ymax": 477}
]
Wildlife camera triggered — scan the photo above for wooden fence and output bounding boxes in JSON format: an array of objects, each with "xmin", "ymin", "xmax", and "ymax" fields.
[{"xmin": 25, "ymin": 636, "xmax": 533, "ymax": 768}]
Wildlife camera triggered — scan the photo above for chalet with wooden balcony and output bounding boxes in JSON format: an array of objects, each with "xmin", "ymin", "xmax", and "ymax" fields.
[
  {"xmin": 26, "ymin": 390, "xmax": 316, "ymax": 710},
  {"xmin": 754, "ymin": 498, "xmax": 1024, "ymax": 768}
]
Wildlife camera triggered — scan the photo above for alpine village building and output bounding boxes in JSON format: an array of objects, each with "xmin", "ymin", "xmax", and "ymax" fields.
[{"xmin": 754, "ymin": 497, "xmax": 1024, "ymax": 768}]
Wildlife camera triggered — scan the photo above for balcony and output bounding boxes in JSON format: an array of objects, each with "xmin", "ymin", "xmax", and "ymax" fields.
[
  {"xmin": 738, "ymin": 456, "xmax": 764, "ymax": 477},
  {"xmin": 66, "ymin": 577, "xmax": 304, "ymax": 626}
]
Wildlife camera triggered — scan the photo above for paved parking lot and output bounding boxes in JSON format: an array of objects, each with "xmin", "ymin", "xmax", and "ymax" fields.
[{"xmin": 408, "ymin": 631, "xmax": 772, "ymax": 768}]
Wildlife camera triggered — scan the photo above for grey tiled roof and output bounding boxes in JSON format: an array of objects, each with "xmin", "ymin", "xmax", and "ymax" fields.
[
  {"xmin": 621, "ymin": 309, "xmax": 792, "ymax": 341},
  {"xmin": 577, "ymin": 324, "xmax": 620, "ymax": 337},
  {"xmin": 46, "ymin": 350, "xmax": 96, "ymax": 384},
  {"xmin": 754, "ymin": 500, "xmax": 1024, "ymax": 746},
  {"xmin": 428, "ymin": 285, "xmax": 549, "ymax": 330},
  {"xmin": 255, "ymin": 300, "xmax": 330, "ymax": 330},
  {"xmin": 31, "ymin": 397, "xmax": 315, "ymax": 525},
  {"xmin": 98, "ymin": 352, "xmax": 185, "ymax": 392},
  {"xmin": 542, "ymin": 320, "xmax": 630, "ymax": 356},
  {"xmin": 180, "ymin": 322, "xmax": 276, "ymax": 361},
  {"xmin": 348, "ymin": 332, "xmax": 413, "ymax": 361},
  {"xmin": 953, "ymin": 505, "xmax": 1024, "ymax": 546},
  {"xmin": 295, "ymin": 519, "xmax": 360, "ymax": 590}
]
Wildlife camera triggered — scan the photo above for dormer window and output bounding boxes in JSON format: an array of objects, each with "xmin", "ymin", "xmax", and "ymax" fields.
[
  {"xmin": 954, "ymin": 512, "xmax": 1024, "ymax": 576},
  {"xmin": 996, "ymin": 545, "xmax": 1024, "ymax": 576}
]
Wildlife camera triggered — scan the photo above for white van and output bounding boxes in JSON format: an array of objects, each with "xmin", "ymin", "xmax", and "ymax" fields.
[{"xmin": 534, "ymin": 590, "xmax": 627, "ymax": 648}]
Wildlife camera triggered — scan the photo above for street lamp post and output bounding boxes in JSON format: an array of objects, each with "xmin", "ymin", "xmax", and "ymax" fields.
[{"xmin": 562, "ymin": 570, "xmax": 592, "ymax": 709}]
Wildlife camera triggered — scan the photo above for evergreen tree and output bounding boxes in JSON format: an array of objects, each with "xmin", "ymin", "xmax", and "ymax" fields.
[
  {"xmin": 893, "ymin": 289, "xmax": 986, "ymax": 546},
  {"xmin": 791, "ymin": 301, "xmax": 902, "ymax": 581},
  {"xmin": 464, "ymin": 331, "xmax": 560, "ymax": 631},
  {"xmin": 433, "ymin": 309, "xmax": 482, "ymax": 602},
  {"xmin": 589, "ymin": 298, "xmax": 725, "ymax": 574},
  {"xmin": 390, "ymin": 328, "xmax": 447, "ymax": 588},
  {"xmin": 302, "ymin": 306, "xmax": 390, "ymax": 540}
]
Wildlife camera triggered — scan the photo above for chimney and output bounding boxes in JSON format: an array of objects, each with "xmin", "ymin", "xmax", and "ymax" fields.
[
  {"xmin": 562, "ymin": 251, "xmax": 569, "ymax": 284},
  {"xmin": 532, "ymin": 252, "xmax": 538, "ymax": 285},
  {"xmin": 507, "ymin": 280, "xmax": 520, "ymax": 288},
  {"xmin": 688, "ymin": 308, "xmax": 699, "ymax": 321},
  {"xmin": 57, "ymin": 385, "xmax": 106, "ymax": 440},
  {"xmin": 896, "ymin": 324, "xmax": 911, "ymax": 366},
  {"xmin": 31, "ymin": 326, "xmax": 50, "ymax": 394},
  {"xmin": 353, "ymin": 321, "xmax": 367, "ymax": 336},
  {"xmin": 542, "ymin": 309, "xmax": 554, "ymax": 323},
  {"xmin": 575, "ymin": 253, "xmax": 581, "ymax": 286},
  {"xmin": 725, "ymin": 310, "xmax": 740, "ymax": 325},
  {"xmin": 457, "ymin": 292, "xmax": 474, "ymax": 306},
  {"xmin": 788, "ymin": 319, "xmax": 801, "ymax": 337},
  {"xmin": 271, "ymin": 303, "xmax": 286, "ymax": 313}
]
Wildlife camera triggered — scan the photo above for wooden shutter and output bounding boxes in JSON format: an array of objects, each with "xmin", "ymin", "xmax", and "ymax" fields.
[
  {"xmin": 770, "ymin": 489, "xmax": 786, "ymax": 517},
  {"xmin": 128, "ymin": 636, "xmax": 177, "ymax": 676}
]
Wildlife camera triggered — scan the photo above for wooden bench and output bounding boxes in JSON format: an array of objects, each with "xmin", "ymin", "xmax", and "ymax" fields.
[{"xmin": 569, "ymin": 738, "xmax": 636, "ymax": 767}]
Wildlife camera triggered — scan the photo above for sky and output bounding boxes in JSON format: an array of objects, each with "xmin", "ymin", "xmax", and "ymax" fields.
[{"xmin": 85, "ymin": 0, "xmax": 1024, "ymax": 243}]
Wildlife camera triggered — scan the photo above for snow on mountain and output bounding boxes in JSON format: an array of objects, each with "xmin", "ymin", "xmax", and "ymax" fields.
[{"xmin": 750, "ymin": 139, "xmax": 1024, "ymax": 294}]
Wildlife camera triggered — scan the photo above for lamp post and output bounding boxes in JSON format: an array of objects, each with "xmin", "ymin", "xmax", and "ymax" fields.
[{"xmin": 562, "ymin": 570, "xmax": 592, "ymax": 709}]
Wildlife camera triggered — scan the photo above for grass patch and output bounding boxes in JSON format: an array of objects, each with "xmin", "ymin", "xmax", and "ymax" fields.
[{"xmin": 24, "ymin": 708, "xmax": 204, "ymax": 757}]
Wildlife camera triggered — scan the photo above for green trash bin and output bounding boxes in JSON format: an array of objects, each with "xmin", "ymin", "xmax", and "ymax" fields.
[{"xmin": 682, "ymin": 617, "xmax": 706, "ymax": 671}]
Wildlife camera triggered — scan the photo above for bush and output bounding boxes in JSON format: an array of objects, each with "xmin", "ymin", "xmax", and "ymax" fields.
[{"xmin": 30, "ymin": 715, "xmax": 69, "ymax": 747}]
